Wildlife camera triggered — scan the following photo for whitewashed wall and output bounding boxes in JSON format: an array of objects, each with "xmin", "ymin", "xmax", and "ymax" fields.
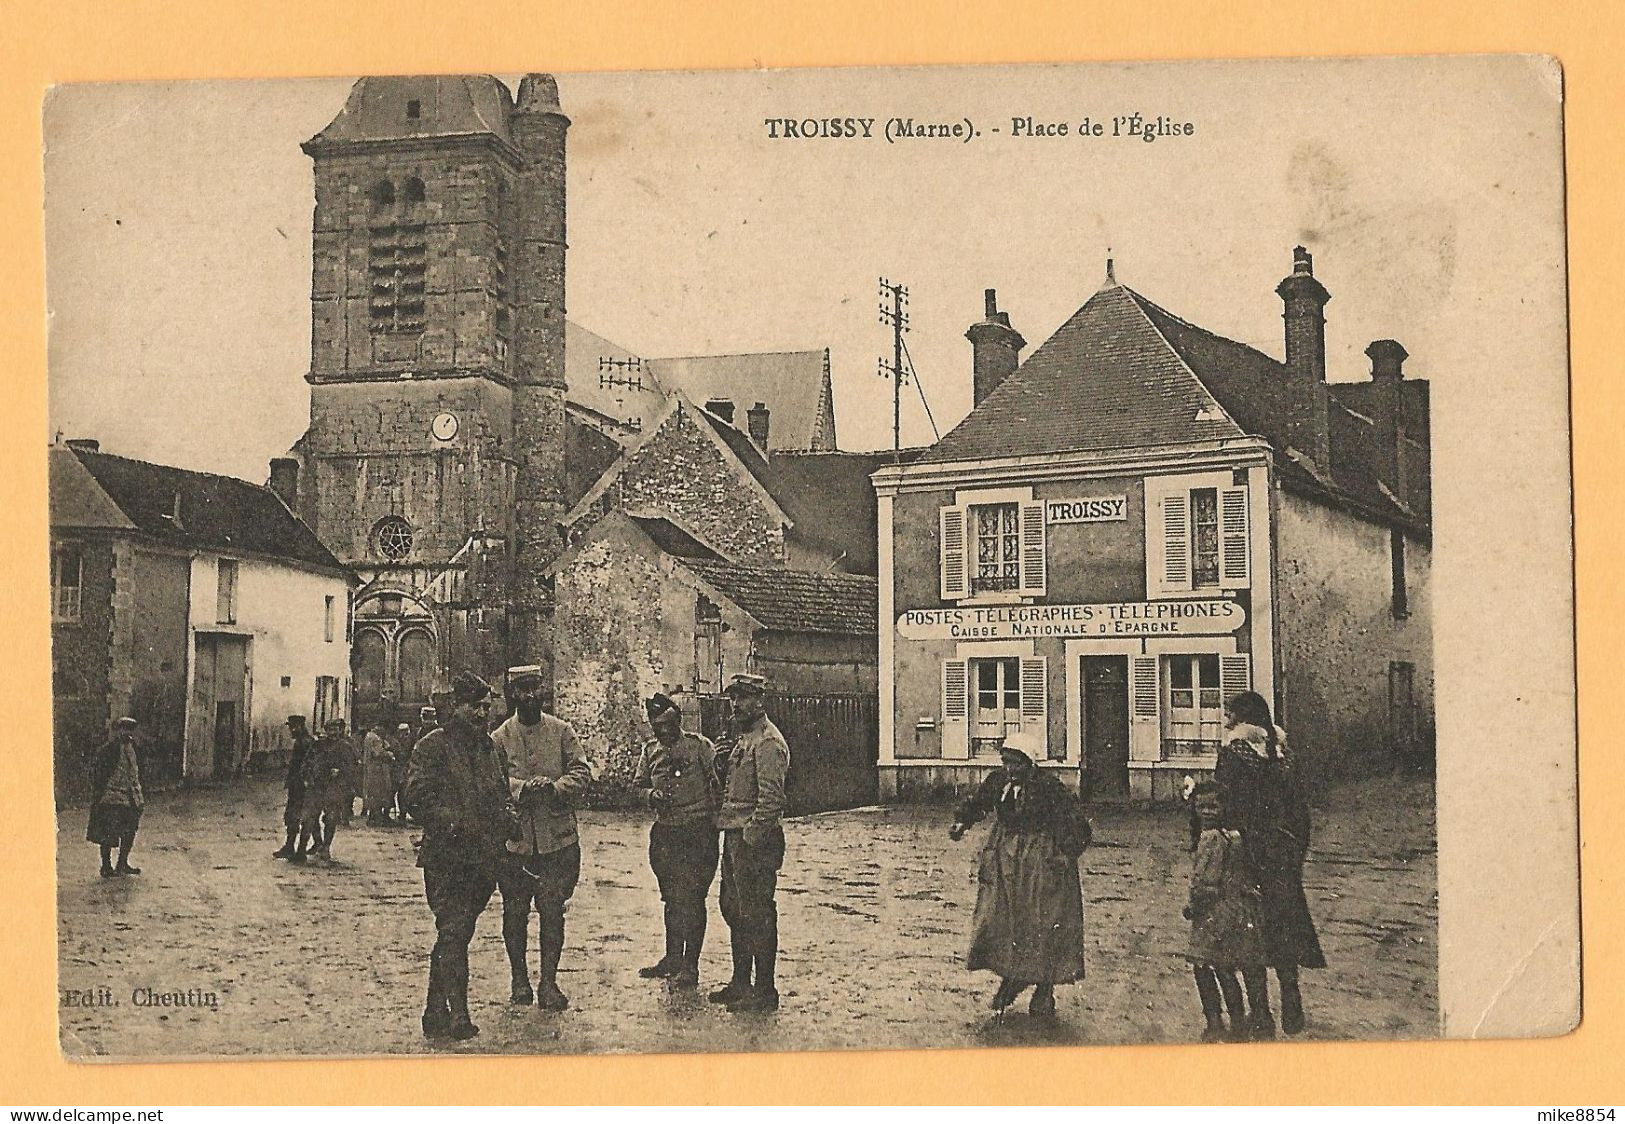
[{"xmin": 185, "ymin": 553, "xmax": 352, "ymax": 773}]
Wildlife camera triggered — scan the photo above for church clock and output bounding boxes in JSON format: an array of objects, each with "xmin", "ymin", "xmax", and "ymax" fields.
[{"xmin": 430, "ymin": 412, "xmax": 459, "ymax": 442}]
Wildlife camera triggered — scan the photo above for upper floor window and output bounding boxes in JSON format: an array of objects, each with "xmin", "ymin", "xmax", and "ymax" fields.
[
  {"xmin": 1146, "ymin": 474, "xmax": 1251, "ymax": 598},
  {"xmin": 324, "ymin": 595, "xmax": 337, "ymax": 643},
  {"xmin": 367, "ymin": 179, "xmax": 426, "ymax": 335},
  {"xmin": 372, "ymin": 516, "xmax": 414, "ymax": 562},
  {"xmin": 406, "ymin": 99, "xmax": 421, "ymax": 120},
  {"xmin": 51, "ymin": 544, "xmax": 82, "ymax": 622},
  {"xmin": 1391, "ymin": 529, "xmax": 1409, "ymax": 619},
  {"xmin": 939, "ymin": 493, "xmax": 1046, "ymax": 602},
  {"xmin": 216, "ymin": 559, "xmax": 239, "ymax": 624}
]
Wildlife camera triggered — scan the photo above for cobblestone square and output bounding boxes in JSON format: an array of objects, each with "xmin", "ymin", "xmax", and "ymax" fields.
[{"xmin": 57, "ymin": 774, "xmax": 1436, "ymax": 1058}]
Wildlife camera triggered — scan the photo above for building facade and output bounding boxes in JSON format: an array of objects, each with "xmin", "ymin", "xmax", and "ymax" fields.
[
  {"xmin": 876, "ymin": 255, "xmax": 1432, "ymax": 802},
  {"xmin": 50, "ymin": 441, "xmax": 354, "ymax": 804}
]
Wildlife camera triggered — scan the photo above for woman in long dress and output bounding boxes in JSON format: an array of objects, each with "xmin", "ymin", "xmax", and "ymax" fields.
[
  {"xmin": 362, "ymin": 724, "xmax": 396, "ymax": 825},
  {"xmin": 949, "ymin": 729, "xmax": 1091, "ymax": 1017},
  {"xmin": 1214, "ymin": 690, "xmax": 1325, "ymax": 1036}
]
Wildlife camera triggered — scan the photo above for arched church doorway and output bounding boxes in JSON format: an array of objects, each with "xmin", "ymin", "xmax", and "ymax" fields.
[{"xmin": 351, "ymin": 590, "xmax": 439, "ymax": 734}]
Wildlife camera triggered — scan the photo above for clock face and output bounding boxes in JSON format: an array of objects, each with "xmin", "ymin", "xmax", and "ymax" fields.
[{"xmin": 430, "ymin": 412, "xmax": 459, "ymax": 442}]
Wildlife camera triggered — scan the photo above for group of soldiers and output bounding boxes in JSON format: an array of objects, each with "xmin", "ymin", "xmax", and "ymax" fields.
[{"xmin": 271, "ymin": 663, "xmax": 791, "ymax": 1043}]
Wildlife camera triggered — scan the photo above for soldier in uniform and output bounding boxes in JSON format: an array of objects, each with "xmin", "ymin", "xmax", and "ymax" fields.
[
  {"xmin": 709, "ymin": 673, "xmax": 790, "ymax": 1014},
  {"xmin": 86, "ymin": 716, "xmax": 144, "ymax": 878},
  {"xmin": 633, "ymin": 693, "xmax": 722, "ymax": 988},
  {"xmin": 272, "ymin": 715, "xmax": 313, "ymax": 860},
  {"xmin": 303, "ymin": 718, "xmax": 358, "ymax": 864},
  {"xmin": 404, "ymin": 672, "xmax": 518, "ymax": 1041},
  {"xmin": 492, "ymin": 666, "xmax": 592, "ymax": 1011}
]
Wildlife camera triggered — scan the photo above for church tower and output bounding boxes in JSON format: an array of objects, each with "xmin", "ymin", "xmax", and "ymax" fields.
[{"xmin": 293, "ymin": 74, "xmax": 568, "ymax": 724}]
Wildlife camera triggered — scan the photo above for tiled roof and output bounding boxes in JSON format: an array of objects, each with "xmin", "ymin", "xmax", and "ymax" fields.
[
  {"xmin": 767, "ymin": 449, "xmax": 925, "ymax": 576},
  {"xmin": 57, "ymin": 448, "xmax": 347, "ymax": 572},
  {"xmin": 679, "ymin": 560, "xmax": 878, "ymax": 636},
  {"xmin": 304, "ymin": 76, "xmax": 516, "ymax": 150},
  {"xmin": 922, "ymin": 283, "xmax": 1244, "ymax": 464},
  {"xmin": 648, "ymin": 350, "xmax": 832, "ymax": 452}
]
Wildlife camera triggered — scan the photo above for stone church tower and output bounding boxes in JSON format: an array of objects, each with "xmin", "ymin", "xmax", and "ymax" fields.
[{"xmin": 287, "ymin": 74, "xmax": 569, "ymax": 727}]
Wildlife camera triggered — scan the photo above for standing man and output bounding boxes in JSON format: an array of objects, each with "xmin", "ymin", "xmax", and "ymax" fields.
[
  {"xmin": 710, "ymin": 673, "xmax": 790, "ymax": 1013},
  {"xmin": 304, "ymin": 718, "xmax": 357, "ymax": 864},
  {"xmin": 86, "ymin": 716, "xmax": 144, "ymax": 878},
  {"xmin": 492, "ymin": 666, "xmax": 592, "ymax": 1011},
  {"xmin": 633, "ymin": 693, "xmax": 721, "ymax": 988},
  {"xmin": 273, "ymin": 715, "xmax": 313, "ymax": 861},
  {"xmin": 404, "ymin": 672, "xmax": 518, "ymax": 1041}
]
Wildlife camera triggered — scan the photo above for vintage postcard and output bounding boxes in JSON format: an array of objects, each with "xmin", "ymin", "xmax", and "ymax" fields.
[{"xmin": 43, "ymin": 55, "xmax": 1576, "ymax": 1060}]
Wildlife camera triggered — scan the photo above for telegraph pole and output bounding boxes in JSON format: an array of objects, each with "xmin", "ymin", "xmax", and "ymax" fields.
[{"xmin": 878, "ymin": 277, "xmax": 910, "ymax": 456}]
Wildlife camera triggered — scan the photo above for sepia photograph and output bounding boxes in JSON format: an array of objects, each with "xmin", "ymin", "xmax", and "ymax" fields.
[{"xmin": 42, "ymin": 55, "xmax": 1572, "ymax": 1061}]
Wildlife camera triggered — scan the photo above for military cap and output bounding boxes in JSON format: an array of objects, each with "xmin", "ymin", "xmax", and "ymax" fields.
[
  {"xmin": 418, "ymin": 705, "xmax": 438, "ymax": 721},
  {"xmin": 113, "ymin": 716, "xmax": 139, "ymax": 729},
  {"xmin": 451, "ymin": 670, "xmax": 493, "ymax": 705},
  {"xmin": 286, "ymin": 714, "xmax": 306, "ymax": 727},
  {"xmin": 506, "ymin": 665, "xmax": 545, "ymax": 688},
  {"xmin": 645, "ymin": 692, "xmax": 682, "ymax": 723},
  {"xmin": 324, "ymin": 717, "xmax": 347, "ymax": 732},
  {"xmin": 723, "ymin": 673, "xmax": 768, "ymax": 697}
]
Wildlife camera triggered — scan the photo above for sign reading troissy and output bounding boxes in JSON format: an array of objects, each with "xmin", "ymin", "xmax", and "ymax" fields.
[
  {"xmin": 1045, "ymin": 496, "xmax": 1128, "ymax": 523},
  {"xmin": 897, "ymin": 599, "xmax": 1245, "ymax": 640}
]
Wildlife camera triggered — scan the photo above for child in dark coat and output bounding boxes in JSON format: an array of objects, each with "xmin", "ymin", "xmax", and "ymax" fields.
[{"xmin": 1184, "ymin": 781, "xmax": 1269, "ymax": 1041}]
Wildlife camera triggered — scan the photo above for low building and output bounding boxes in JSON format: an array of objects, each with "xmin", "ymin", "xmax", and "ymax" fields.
[
  {"xmin": 49, "ymin": 439, "xmax": 355, "ymax": 803},
  {"xmin": 874, "ymin": 253, "xmax": 1432, "ymax": 803}
]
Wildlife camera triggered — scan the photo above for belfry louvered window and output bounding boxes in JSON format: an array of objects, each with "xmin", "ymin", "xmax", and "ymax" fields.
[{"xmin": 368, "ymin": 178, "xmax": 427, "ymax": 335}]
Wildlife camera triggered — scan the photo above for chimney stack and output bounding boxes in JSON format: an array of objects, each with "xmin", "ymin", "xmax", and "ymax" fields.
[
  {"xmin": 269, "ymin": 457, "xmax": 300, "ymax": 511},
  {"xmin": 966, "ymin": 288, "xmax": 1026, "ymax": 407},
  {"xmin": 1365, "ymin": 339, "xmax": 1410, "ymax": 510},
  {"xmin": 746, "ymin": 402, "xmax": 770, "ymax": 450},
  {"xmin": 1366, "ymin": 338, "xmax": 1408, "ymax": 381},
  {"xmin": 1275, "ymin": 247, "xmax": 1332, "ymax": 470},
  {"xmin": 705, "ymin": 398, "xmax": 736, "ymax": 425},
  {"xmin": 65, "ymin": 438, "xmax": 100, "ymax": 453}
]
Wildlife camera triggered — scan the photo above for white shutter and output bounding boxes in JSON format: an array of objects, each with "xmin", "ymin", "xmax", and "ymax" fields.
[
  {"xmin": 1220, "ymin": 486, "xmax": 1251, "ymax": 587},
  {"xmin": 939, "ymin": 506, "xmax": 968, "ymax": 601},
  {"xmin": 1019, "ymin": 656, "xmax": 1049, "ymax": 757},
  {"xmin": 1017, "ymin": 500, "xmax": 1047, "ymax": 597},
  {"xmin": 1129, "ymin": 654, "xmax": 1163, "ymax": 761},
  {"xmin": 1159, "ymin": 491, "xmax": 1192, "ymax": 595},
  {"xmin": 1219, "ymin": 653, "xmax": 1252, "ymax": 703},
  {"xmin": 941, "ymin": 659, "xmax": 969, "ymax": 759}
]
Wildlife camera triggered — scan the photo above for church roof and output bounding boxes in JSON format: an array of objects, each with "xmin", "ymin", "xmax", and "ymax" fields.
[
  {"xmin": 304, "ymin": 76, "xmax": 516, "ymax": 151},
  {"xmin": 646, "ymin": 349, "xmax": 834, "ymax": 452},
  {"xmin": 52, "ymin": 446, "xmax": 347, "ymax": 574}
]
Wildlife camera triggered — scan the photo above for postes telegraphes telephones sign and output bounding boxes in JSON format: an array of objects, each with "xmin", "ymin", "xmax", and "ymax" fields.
[{"xmin": 896, "ymin": 599, "xmax": 1245, "ymax": 640}]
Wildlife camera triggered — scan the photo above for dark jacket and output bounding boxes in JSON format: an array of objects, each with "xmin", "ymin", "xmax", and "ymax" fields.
[
  {"xmin": 285, "ymin": 731, "xmax": 313, "ymax": 796},
  {"xmin": 1215, "ymin": 723, "xmax": 1326, "ymax": 969},
  {"xmin": 302, "ymin": 735, "xmax": 357, "ymax": 804},
  {"xmin": 955, "ymin": 768, "xmax": 1092, "ymax": 857},
  {"xmin": 404, "ymin": 718, "xmax": 518, "ymax": 869},
  {"xmin": 88, "ymin": 735, "xmax": 144, "ymax": 806}
]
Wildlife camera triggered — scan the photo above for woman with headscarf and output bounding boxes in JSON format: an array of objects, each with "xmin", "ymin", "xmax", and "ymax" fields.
[
  {"xmin": 1215, "ymin": 690, "xmax": 1326, "ymax": 1037},
  {"xmin": 949, "ymin": 729, "xmax": 1091, "ymax": 1018}
]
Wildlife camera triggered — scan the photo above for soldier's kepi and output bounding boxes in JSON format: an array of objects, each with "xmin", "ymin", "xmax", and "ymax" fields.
[
  {"xmin": 710, "ymin": 673, "xmax": 790, "ymax": 1013},
  {"xmin": 492, "ymin": 665, "xmax": 592, "ymax": 1011},
  {"xmin": 403, "ymin": 670, "xmax": 517, "ymax": 1042},
  {"xmin": 634, "ymin": 693, "xmax": 722, "ymax": 988}
]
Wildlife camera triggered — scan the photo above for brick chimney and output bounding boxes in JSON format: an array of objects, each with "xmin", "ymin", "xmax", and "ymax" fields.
[
  {"xmin": 269, "ymin": 457, "xmax": 300, "ymax": 510},
  {"xmin": 1275, "ymin": 247, "xmax": 1332, "ymax": 470},
  {"xmin": 1366, "ymin": 338, "xmax": 1407, "ymax": 381},
  {"xmin": 746, "ymin": 402, "xmax": 770, "ymax": 450},
  {"xmin": 966, "ymin": 288, "xmax": 1026, "ymax": 407},
  {"xmin": 1365, "ymin": 339, "xmax": 1409, "ymax": 508},
  {"xmin": 705, "ymin": 398, "xmax": 735, "ymax": 424}
]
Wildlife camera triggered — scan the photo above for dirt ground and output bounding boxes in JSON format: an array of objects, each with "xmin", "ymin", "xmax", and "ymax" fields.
[{"xmin": 56, "ymin": 774, "xmax": 1436, "ymax": 1059}]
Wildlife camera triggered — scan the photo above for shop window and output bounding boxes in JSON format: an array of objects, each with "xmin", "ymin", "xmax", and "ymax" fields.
[
  {"xmin": 51, "ymin": 543, "xmax": 83, "ymax": 622},
  {"xmin": 216, "ymin": 559, "xmax": 238, "ymax": 624},
  {"xmin": 1391, "ymin": 529, "xmax": 1409, "ymax": 619},
  {"xmin": 939, "ymin": 497, "xmax": 1046, "ymax": 602}
]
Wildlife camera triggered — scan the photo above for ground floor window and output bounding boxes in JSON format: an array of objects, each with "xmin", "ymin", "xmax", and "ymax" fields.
[
  {"xmin": 971, "ymin": 656, "xmax": 1022, "ymax": 755},
  {"xmin": 941, "ymin": 652, "xmax": 1049, "ymax": 759},
  {"xmin": 1164, "ymin": 653, "xmax": 1223, "ymax": 757}
]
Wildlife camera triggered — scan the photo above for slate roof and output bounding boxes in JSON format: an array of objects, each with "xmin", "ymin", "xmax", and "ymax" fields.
[
  {"xmin": 767, "ymin": 450, "xmax": 925, "ymax": 576},
  {"xmin": 922, "ymin": 283, "xmax": 1245, "ymax": 464},
  {"xmin": 648, "ymin": 350, "xmax": 833, "ymax": 452},
  {"xmin": 53, "ymin": 447, "xmax": 347, "ymax": 573},
  {"xmin": 678, "ymin": 560, "xmax": 877, "ymax": 636},
  {"xmin": 304, "ymin": 76, "xmax": 516, "ymax": 151}
]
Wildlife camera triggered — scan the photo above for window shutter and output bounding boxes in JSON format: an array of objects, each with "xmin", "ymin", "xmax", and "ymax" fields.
[
  {"xmin": 1219, "ymin": 654, "xmax": 1252, "ymax": 702},
  {"xmin": 1159, "ymin": 491, "xmax": 1192, "ymax": 594},
  {"xmin": 1019, "ymin": 656, "xmax": 1049, "ymax": 757},
  {"xmin": 941, "ymin": 659, "xmax": 969, "ymax": 759},
  {"xmin": 939, "ymin": 506, "xmax": 967, "ymax": 601},
  {"xmin": 1129, "ymin": 655, "xmax": 1162, "ymax": 761},
  {"xmin": 1220, "ymin": 486, "xmax": 1250, "ymax": 587},
  {"xmin": 1018, "ymin": 501, "xmax": 1047, "ymax": 597}
]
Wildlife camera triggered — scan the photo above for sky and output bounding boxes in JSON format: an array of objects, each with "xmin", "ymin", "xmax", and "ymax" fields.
[{"xmin": 44, "ymin": 56, "xmax": 1566, "ymax": 482}]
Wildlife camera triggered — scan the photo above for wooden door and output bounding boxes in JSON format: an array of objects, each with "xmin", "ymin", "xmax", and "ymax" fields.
[{"xmin": 1083, "ymin": 655, "xmax": 1130, "ymax": 802}]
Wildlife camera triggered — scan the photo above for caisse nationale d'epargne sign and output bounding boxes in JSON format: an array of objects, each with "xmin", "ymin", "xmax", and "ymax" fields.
[{"xmin": 897, "ymin": 599, "xmax": 1245, "ymax": 640}]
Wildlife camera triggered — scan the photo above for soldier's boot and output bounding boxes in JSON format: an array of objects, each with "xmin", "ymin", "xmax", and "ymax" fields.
[
  {"xmin": 536, "ymin": 911, "xmax": 569, "ymax": 1011},
  {"xmin": 272, "ymin": 829, "xmax": 297, "ymax": 859},
  {"xmin": 671, "ymin": 905, "xmax": 704, "ymax": 988},
  {"xmin": 445, "ymin": 948, "xmax": 479, "ymax": 1041},
  {"xmin": 640, "ymin": 904, "xmax": 685, "ymax": 978},
  {"xmin": 1194, "ymin": 966, "xmax": 1227, "ymax": 1041},
  {"xmin": 1278, "ymin": 966, "xmax": 1306, "ymax": 1035},
  {"xmin": 421, "ymin": 948, "xmax": 452, "ymax": 1039},
  {"xmin": 1028, "ymin": 983, "xmax": 1057, "ymax": 1020},
  {"xmin": 730, "ymin": 924, "xmax": 779, "ymax": 1013},
  {"xmin": 709, "ymin": 929, "xmax": 753, "ymax": 1004},
  {"xmin": 502, "ymin": 911, "xmax": 533, "ymax": 1004},
  {"xmin": 1216, "ymin": 970, "xmax": 1247, "ymax": 1041}
]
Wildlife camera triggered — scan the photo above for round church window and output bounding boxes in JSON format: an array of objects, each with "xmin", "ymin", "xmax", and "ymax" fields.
[{"xmin": 372, "ymin": 516, "xmax": 414, "ymax": 562}]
